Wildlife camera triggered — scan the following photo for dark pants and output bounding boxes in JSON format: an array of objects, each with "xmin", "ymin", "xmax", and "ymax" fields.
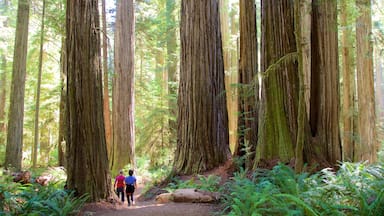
[
  {"xmin": 126, "ymin": 185, "xmax": 135, "ymax": 205},
  {"xmin": 116, "ymin": 187, "xmax": 125, "ymax": 202}
]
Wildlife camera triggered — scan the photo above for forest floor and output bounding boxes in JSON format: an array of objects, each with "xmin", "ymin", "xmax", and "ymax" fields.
[{"xmin": 79, "ymin": 161, "xmax": 233, "ymax": 216}]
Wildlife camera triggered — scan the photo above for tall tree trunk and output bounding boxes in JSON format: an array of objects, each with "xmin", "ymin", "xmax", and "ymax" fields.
[
  {"xmin": 166, "ymin": 0, "xmax": 177, "ymax": 148},
  {"xmin": 66, "ymin": 0, "xmax": 112, "ymax": 201},
  {"xmin": 255, "ymin": 0, "xmax": 297, "ymax": 167},
  {"xmin": 175, "ymin": 0, "xmax": 230, "ymax": 175},
  {"xmin": 341, "ymin": 0, "xmax": 356, "ymax": 161},
  {"xmin": 235, "ymin": 0, "xmax": 258, "ymax": 169},
  {"xmin": 220, "ymin": 0, "xmax": 238, "ymax": 153},
  {"xmin": 309, "ymin": 0, "xmax": 341, "ymax": 166},
  {"xmin": 101, "ymin": 0, "xmax": 112, "ymax": 158},
  {"xmin": 111, "ymin": 0, "xmax": 135, "ymax": 174},
  {"xmin": 58, "ymin": 36, "xmax": 67, "ymax": 167},
  {"xmin": 33, "ymin": 0, "xmax": 46, "ymax": 168},
  {"xmin": 355, "ymin": 0, "xmax": 377, "ymax": 162},
  {"xmin": 294, "ymin": 0, "xmax": 311, "ymax": 172},
  {"xmin": 4, "ymin": 0, "xmax": 29, "ymax": 170}
]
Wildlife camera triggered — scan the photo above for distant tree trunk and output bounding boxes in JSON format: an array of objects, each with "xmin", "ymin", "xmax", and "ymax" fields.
[
  {"xmin": 33, "ymin": 0, "xmax": 46, "ymax": 168},
  {"xmin": 355, "ymin": 0, "xmax": 377, "ymax": 162},
  {"xmin": 0, "ymin": 55, "xmax": 7, "ymax": 148},
  {"xmin": 111, "ymin": 0, "xmax": 135, "ymax": 174},
  {"xmin": 341, "ymin": 0, "xmax": 356, "ymax": 161},
  {"xmin": 309, "ymin": 0, "xmax": 341, "ymax": 166},
  {"xmin": 58, "ymin": 37, "xmax": 66, "ymax": 167},
  {"xmin": 5, "ymin": 0, "xmax": 29, "ymax": 170},
  {"xmin": 175, "ymin": 0, "xmax": 230, "ymax": 175},
  {"xmin": 101, "ymin": 0, "xmax": 112, "ymax": 158},
  {"xmin": 66, "ymin": 0, "xmax": 112, "ymax": 201},
  {"xmin": 166, "ymin": 0, "xmax": 177, "ymax": 148},
  {"xmin": 235, "ymin": 0, "xmax": 258, "ymax": 169},
  {"xmin": 294, "ymin": 0, "xmax": 311, "ymax": 172},
  {"xmin": 255, "ymin": 0, "xmax": 297, "ymax": 167}
]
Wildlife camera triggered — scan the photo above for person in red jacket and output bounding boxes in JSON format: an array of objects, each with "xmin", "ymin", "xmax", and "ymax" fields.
[{"xmin": 114, "ymin": 170, "xmax": 126, "ymax": 203}]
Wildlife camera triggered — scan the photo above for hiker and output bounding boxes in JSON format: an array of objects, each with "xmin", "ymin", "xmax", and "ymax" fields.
[
  {"xmin": 114, "ymin": 170, "xmax": 126, "ymax": 203},
  {"xmin": 124, "ymin": 169, "xmax": 137, "ymax": 206}
]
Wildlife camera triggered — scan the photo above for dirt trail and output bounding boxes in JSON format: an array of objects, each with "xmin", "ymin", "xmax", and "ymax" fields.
[{"xmin": 81, "ymin": 178, "xmax": 220, "ymax": 216}]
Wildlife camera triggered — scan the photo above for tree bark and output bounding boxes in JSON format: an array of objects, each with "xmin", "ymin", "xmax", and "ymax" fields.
[
  {"xmin": 309, "ymin": 0, "xmax": 341, "ymax": 166},
  {"xmin": 33, "ymin": 0, "xmax": 46, "ymax": 168},
  {"xmin": 341, "ymin": 0, "xmax": 356, "ymax": 161},
  {"xmin": 101, "ymin": 0, "xmax": 112, "ymax": 158},
  {"xmin": 58, "ymin": 37, "xmax": 66, "ymax": 167},
  {"xmin": 66, "ymin": 0, "xmax": 112, "ymax": 201},
  {"xmin": 235, "ymin": 0, "xmax": 258, "ymax": 169},
  {"xmin": 111, "ymin": 0, "xmax": 136, "ymax": 174},
  {"xmin": 175, "ymin": 0, "xmax": 230, "ymax": 175},
  {"xmin": 5, "ymin": 0, "xmax": 29, "ymax": 170},
  {"xmin": 355, "ymin": 0, "xmax": 377, "ymax": 162},
  {"xmin": 255, "ymin": 0, "xmax": 297, "ymax": 167}
]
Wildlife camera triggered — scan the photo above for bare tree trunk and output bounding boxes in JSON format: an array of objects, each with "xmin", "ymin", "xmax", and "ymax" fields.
[
  {"xmin": 111, "ymin": 0, "xmax": 136, "ymax": 174},
  {"xmin": 58, "ymin": 37, "xmax": 66, "ymax": 167},
  {"xmin": 355, "ymin": 0, "xmax": 377, "ymax": 162},
  {"xmin": 309, "ymin": 0, "xmax": 341, "ymax": 166},
  {"xmin": 175, "ymin": 0, "xmax": 230, "ymax": 175},
  {"xmin": 341, "ymin": 0, "xmax": 356, "ymax": 161},
  {"xmin": 66, "ymin": 0, "xmax": 112, "ymax": 201},
  {"xmin": 5, "ymin": 0, "xmax": 29, "ymax": 170},
  {"xmin": 235, "ymin": 0, "xmax": 258, "ymax": 169},
  {"xmin": 294, "ymin": 0, "xmax": 311, "ymax": 172},
  {"xmin": 33, "ymin": 0, "xmax": 46, "ymax": 168},
  {"xmin": 101, "ymin": 0, "xmax": 112, "ymax": 158},
  {"xmin": 255, "ymin": 0, "xmax": 297, "ymax": 167}
]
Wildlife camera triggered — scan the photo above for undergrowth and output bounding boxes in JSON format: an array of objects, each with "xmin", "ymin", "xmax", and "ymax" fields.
[
  {"xmin": 0, "ymin": 169, "xmax": 88, "ymax": 216},
  {"xmin": 219, "ymin": 162, "xmax": 384, "ymax": 216}
]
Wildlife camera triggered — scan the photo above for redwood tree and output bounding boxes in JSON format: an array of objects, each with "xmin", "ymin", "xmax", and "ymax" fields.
[
  {"xmin": 235, "ymin": 0, "xmax": 258, "ymax": 169},
  {"xmin": 66, "ymin": 0, "xmax": 112, "ymax": 201},
  {"xmin": 174, "ymin": 0, "xmax": 230, "ymax": 175},
  {"xmin": 111, "ymin": 0, "xmax": 136, "ymax": 173},
  {"xmin": 4, "ymin": 0, "xmax": 29, "ymax": 170}
]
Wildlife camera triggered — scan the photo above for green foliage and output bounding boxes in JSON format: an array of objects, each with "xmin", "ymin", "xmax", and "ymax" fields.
[
  {"xmin": 166, "ymin": 175, "xmax": 221, "ymax": 193},
  {"xmin": 220, "ymin": 162, "xmax": 384, "ymax": 216}
]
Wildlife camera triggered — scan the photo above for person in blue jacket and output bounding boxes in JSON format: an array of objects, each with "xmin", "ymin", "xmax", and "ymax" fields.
[{"xmin": 125, "ymin": 169, "xmax": 137, "ymax": 206}]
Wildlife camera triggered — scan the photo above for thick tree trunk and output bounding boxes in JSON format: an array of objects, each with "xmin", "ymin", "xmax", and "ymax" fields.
[
  {"xmin": 111, "ymin": 0, "xmax": 135, "ymax": 173},
  {"xmin": 309, "ymin": 0, "xmax": 341, "ymax": 166},
  {"xmin": 341, "ymin": 0, "xmax": 356, "ymax": 161},
  {"xmin": 294, "ymin": 0, "xmax": 311, "ymax": 172},
  {"xmin": 235, "ymin": 0, "xmax": 258, "ymax": 169},
  {"xmin": 255, "ymin": 0, "xmax": 297, "ymax": 167},
  {"xmin": 355, "ymin": 0, "xmax": 377, "ymax": 162},
  {"xmin": 66, "ymin": 0, "xmax": 112, "ymax": 201},
  {"xmin": 5, "ymin": 0, "xmax": 29, "ymax": 170},
  {"xmin": 175, "ymin": 0, "xmax": 230, "ymax": 175},
  {"xmin": 101, "ymin": 0, "xmax": 112, "ymax": 158},
  {"xmin": 33, "ymin": 0, "xmax": 46, "ymax": 168}
]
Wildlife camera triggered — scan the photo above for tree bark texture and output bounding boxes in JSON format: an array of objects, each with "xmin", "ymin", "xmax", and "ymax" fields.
[
  {"xmin": 255, "ymin": 0, "xmax": 297, "ymax": 166},
  {"xmin": 66, "ymin": 0, "xmax": 112, "ymax": 201},
  {"xmin": 101, "ymin": 0, "xmax": 112, "ymax": 159},
  {"xmin": 341, "ymin": 0, "xmax": 356, "ymax": 161},
  {"xmin": 355, "ymin": 0, "xmax": 377, "ymax": 162},
  {"xmin": 310, "ymin": 0, "xmax": 341, "ymax": 165},
  {"xmin": 111, "ymin": 0, "xmax": 135, "ymax": 173},
  {"xmin": 175, "ymin": 0, "xmax": 230, "ymax": 175},
  {"xmin": 58, "ymin": 38, "xmax": 66, "ymax": 167},
  {"xmin": 33, "ymin": 0, "xmax": 46, "ymax": 168},
  {"xmin": 235, "ymin": 0, "xmax": 258, "ymax": 169},
  {"xmin": 5, "ymin": 0, "xmax": 29, "ymax": 170}
]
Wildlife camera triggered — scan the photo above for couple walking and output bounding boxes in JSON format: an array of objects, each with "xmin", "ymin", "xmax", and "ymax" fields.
[{"xmin": 114, "ymin": 169, "xmax": 137, "ymax": 206}]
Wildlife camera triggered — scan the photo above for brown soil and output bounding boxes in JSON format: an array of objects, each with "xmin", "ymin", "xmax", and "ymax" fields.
[{"xmin": 79, "ymin": 161, "xmax": 233, "ymax": 216}]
